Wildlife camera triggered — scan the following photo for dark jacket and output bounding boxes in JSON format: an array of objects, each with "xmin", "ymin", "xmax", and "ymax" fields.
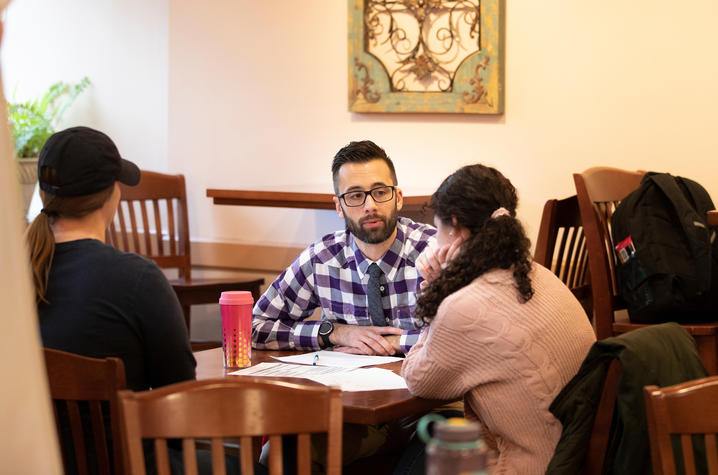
[{"xmin": 546, "ymin": 323, "xmax": 707, "ymax": 474}]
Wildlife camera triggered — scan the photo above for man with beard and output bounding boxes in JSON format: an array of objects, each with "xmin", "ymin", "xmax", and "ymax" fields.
[{"xmin": 252, "ymin": 140, "xmax": 436, "ymax": 355}]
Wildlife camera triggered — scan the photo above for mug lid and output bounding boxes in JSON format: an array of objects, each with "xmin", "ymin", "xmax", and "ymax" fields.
[
  {"xmin": 434, "ymin": 418, "xmax": 481, "ymax": 442},
  {"xmin": 219, "ymin": 291, "xmax": 254, "ymax": 305}
]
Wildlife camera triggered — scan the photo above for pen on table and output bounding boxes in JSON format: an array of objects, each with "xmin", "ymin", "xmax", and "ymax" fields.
[{"xmin": 313, "ymin": 353, "xmax": 319, "ymax": 366}]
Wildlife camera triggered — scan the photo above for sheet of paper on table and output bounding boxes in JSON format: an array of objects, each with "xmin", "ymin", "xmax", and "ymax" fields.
[
  {"xmin": 228, "ymin": 362, "xmax": 408, "ymax": 392},
  {"xmin": 272, "ymin": 350, "xmax": 403, "ymax": 368}
]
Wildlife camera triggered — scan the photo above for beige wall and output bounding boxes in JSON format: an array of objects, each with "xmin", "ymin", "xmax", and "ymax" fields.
[
  {"xmin": 5, "ymin": 0, "xmax": 717, "ymax": 248},
  {"xmin": 3, "ymin": 1, "xmax": 718, "ymax": 339},
  {"xmin": 168, "ymin": 0, "xmax": 718, "ymax": 250},
  {"xmin": 1, "ymin": 0, "xmax": 169, "ymax": 172}
]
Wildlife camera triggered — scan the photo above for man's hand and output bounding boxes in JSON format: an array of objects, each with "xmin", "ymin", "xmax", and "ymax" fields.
[
  {"xmin": 329, "ymin": 323, "xmax": 403, "ymax": 355},
  {"xmin": 383, "ymin": 334, "xmax": 403, "ymax": 353}
]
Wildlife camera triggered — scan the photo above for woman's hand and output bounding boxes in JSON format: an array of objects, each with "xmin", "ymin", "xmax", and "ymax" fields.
[
  {"xmin": 417, "ymin": 245, "xmax": 443, "ymax": 284},
  {"xmin": 417, "ymin": 235, "xmax": 466, "ymax": 285}
]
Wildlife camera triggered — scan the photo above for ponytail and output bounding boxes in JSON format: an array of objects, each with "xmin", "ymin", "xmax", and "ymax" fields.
[
  {"xmin": 25, "ymin": 210, "xmax": 56, "ymax": 303},
  {"xmin": 25, "ymin": 186, "xmax": 115, "ymax": 303}
]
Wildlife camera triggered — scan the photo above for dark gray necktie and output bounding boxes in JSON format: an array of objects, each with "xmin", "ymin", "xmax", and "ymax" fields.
[{"xmin": 367, "ymin": 263, "xmax": 386, "ymax": 326}]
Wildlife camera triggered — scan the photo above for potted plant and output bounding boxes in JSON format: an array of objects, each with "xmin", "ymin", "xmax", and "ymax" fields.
[{"xmin": 8, "ymin": 77, "xmax": 90, "ymax": 213}]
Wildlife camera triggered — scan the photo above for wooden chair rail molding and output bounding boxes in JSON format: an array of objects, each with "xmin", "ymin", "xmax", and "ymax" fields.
[
  {"xmin": 206, "ymin": 188, "xmax": 436, "ymax": 225},
  {"xmin": 206, "ymin": 189, "xmax": 432, "ymax": 212},
  {"xmin": 108, "ymin": 228, "xmax": 304, "ymax": 275},
  {"xmin": 149, "ymin": 209, "xmax": 718, "ymax": 277}
]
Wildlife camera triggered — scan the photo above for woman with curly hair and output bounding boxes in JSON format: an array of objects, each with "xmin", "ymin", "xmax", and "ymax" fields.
[{"xmin": 400, "ymin": 164, "xmax": 596, "ymax": 474}]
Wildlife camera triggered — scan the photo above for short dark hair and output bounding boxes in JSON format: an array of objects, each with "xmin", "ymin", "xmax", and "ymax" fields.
[{"xmin": 331, "ymin": 140, "xmax": 397, "ymax": 194}]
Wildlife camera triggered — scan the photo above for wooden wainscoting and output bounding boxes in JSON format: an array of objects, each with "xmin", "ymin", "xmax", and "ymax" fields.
[{"xmin": 190, "ymin": 240, "xmax": 304, "ymax": 275}]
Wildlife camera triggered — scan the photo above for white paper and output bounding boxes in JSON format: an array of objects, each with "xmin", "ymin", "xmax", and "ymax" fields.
[
  {"xmin": 271, "ymin": 350, "xmax": 403, "ymax": 368},
  {"xmin": 228, "ymin": 362, "xmax": 408, "ymax": 391}
]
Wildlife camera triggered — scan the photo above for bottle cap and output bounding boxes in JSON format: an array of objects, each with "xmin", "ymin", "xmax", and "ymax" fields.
[
  {"xmin": 219, "ymin": 291, "xmax": 254, "ymax": 305},
  {"xmin": 434, "ymin": 418, "xmax": 481, "ymax": 443}
]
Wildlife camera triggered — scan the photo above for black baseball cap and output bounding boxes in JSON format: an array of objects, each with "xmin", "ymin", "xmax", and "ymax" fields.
[{"xmin": 38, "ymin": 126, "xmax": 141, "ymax": 197}]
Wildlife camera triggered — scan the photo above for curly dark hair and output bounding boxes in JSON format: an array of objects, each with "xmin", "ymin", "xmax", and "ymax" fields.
[{"xmin": 414, "ymin": 164, "xmax": 534, "ymax": 326}]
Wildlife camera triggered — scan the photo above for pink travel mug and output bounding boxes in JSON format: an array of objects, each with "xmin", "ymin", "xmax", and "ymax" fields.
[{"xmin": 219, "ymin": 291, "xmax": 254, "ymax": 369}]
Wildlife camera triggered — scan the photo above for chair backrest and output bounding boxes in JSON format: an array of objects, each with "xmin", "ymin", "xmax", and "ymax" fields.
[
  {"xmin": 644, "ymin": 376, "xmax": 718, "ymax": 475},
  {"xmin": 534, "ymin": 195, "xmax": 592, "ymax": 316},
  {"xmin": 43, "ymin": 348, "xmax": 127, "ymax": 475},
  {"xmin": 118, "ymin": 378, "xmax": 343, "ymax": 475},
  {"xmin": 107, "ymin": 170, "xmax": 191, "ymax": 279},
  {"xmin": 573, "ymin": 167, "xmax": 644, "ymax": 338}
]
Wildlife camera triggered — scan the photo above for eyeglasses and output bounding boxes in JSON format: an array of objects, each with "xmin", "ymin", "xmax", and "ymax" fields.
[{"xmin": 338, "ymin": 185, "xmax": 396, "ymax": 207}]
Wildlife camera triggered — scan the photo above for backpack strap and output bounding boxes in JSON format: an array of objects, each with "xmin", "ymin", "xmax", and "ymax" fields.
[
  {"xmin": 648, "ymin": 173, "xmax": 712, "ymax": 293},
  {"xmin": 675, "ymin": 176, "xmax": 718, "ymax": 249},
  {"xmin": 675, "ymin": 176, "xmax": 716, "ymax": 219}
]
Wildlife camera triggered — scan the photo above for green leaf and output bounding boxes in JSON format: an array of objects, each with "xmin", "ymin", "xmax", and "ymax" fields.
[{"xmin": 6, "ymin": 76, "xmax": 91, "ymax": 158}]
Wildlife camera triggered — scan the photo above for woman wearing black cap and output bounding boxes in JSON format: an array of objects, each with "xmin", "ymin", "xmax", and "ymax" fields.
[
  {"xmin": 26, "ymin": 126, "xmax": 196, "ymax": 392},
  {"xmin": 25, "ymin": 127, "xmax": 204, "ymax": 474},
  {"xmin": 27, "ymin": 127, "xmax": 264, "ymax": 475}
]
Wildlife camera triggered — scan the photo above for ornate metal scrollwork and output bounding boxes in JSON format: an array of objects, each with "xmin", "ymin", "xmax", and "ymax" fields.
[
  {"xmin": 353, "ymin": 57, "xmax": 382, "ymax": 103},
  {"xmin": 364, "ymin": 0, "xmax": 480, "ymax": 92},
  {"xmin": 462, "ymin": 56, "xmax": 492, "ymax": 105}
]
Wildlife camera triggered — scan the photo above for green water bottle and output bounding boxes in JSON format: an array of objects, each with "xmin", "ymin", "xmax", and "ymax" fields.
[{"xmin": 418, "ymin": 414, "xmax": 488, "ymax": 475}]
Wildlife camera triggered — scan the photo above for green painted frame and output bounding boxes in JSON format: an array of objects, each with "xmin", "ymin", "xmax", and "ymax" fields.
[{"xmin": 348, "ymin": 0, "xmax": 505, "ymax": 114}]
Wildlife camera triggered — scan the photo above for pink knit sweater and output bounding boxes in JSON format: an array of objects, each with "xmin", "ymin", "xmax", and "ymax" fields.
[{"xmin": 402, "ymin": 264, "xmax": 596, "ymax": 474}]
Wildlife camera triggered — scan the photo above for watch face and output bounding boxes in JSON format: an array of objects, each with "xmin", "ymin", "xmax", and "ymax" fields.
[{"xmin": 319, "ymin": 321, "xmax": 333, "ymax": 335}]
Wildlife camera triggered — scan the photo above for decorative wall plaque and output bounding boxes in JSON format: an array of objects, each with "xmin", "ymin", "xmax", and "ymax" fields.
[{"xmin": 348, "ymin": 0, "xmax": 504, "ymax": 114}]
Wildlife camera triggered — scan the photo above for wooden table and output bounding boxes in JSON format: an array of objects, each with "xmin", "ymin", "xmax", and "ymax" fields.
[
  {"xmin": 195, "ymin": 348, "xmax": 448, "ymax": 425},
  {"xmin": 206, "ymin": 189, "xmax": 434, "ymax": 224},
  {"xmin": 708, "ymin": 210, "xmax": 718, "ymax": 226}
]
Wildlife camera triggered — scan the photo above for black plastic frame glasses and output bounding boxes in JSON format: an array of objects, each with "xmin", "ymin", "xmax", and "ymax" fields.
[{"xmin": 338, "ymin": 185, "xmax": 396, "ymax": 207}]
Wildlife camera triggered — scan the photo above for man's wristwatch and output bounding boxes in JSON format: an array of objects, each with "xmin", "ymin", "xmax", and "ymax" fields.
[{"xmin": 318, "ymin": 320, "xmax": 334, "ymax": 348}]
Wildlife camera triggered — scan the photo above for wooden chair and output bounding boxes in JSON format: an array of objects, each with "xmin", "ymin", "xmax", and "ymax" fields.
[
  {"xmin": 118, "ymin": 378, "xmax": 342, "ymax": 475},
  {"xmin": 644, "ymin": 376, "xmax": 718, "ymax": 474},
  {"xmin": 574, "ymin": 167, "xmax": 718, "ymax": 375},
  {"xmin": 534, "ymin": 195, "xmax": 592, "ymax": 317},
  {"xmin": 107, "ymin": 170, "xmax": 264, "ymax": 350},
  {"xmin": 43, "ymin": 348, "xmax": 127, "ymax": 475}
]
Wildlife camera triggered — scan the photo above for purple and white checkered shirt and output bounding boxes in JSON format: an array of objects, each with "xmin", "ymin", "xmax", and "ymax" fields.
[{"xmin": 252, "ymin": 217, "xmax": 437, "ymax": 352}]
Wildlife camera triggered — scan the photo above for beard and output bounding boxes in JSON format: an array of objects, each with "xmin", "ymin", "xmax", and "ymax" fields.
[{"xmin": 344, "ymin": 206, "xmax": 399, "ymax": 244}]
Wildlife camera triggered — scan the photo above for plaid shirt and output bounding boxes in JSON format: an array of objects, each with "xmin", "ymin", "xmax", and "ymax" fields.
[{"xmin": 252, "ymin": 217, "xmax": 437, "ymax": 352}]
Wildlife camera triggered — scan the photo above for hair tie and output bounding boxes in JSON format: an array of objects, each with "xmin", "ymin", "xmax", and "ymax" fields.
[
  {"xmin": 41, "ymin": 208, "xmax": 57, "ymax": 217},
  {"xmin": 491, "ymin": 207, "xmax": 510, "ymax": 219}
]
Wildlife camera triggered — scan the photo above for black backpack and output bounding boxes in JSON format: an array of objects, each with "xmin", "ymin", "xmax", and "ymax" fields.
[{"xmin": 611, "ymin": 172, "xmax": 718, "ymax": 324}]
